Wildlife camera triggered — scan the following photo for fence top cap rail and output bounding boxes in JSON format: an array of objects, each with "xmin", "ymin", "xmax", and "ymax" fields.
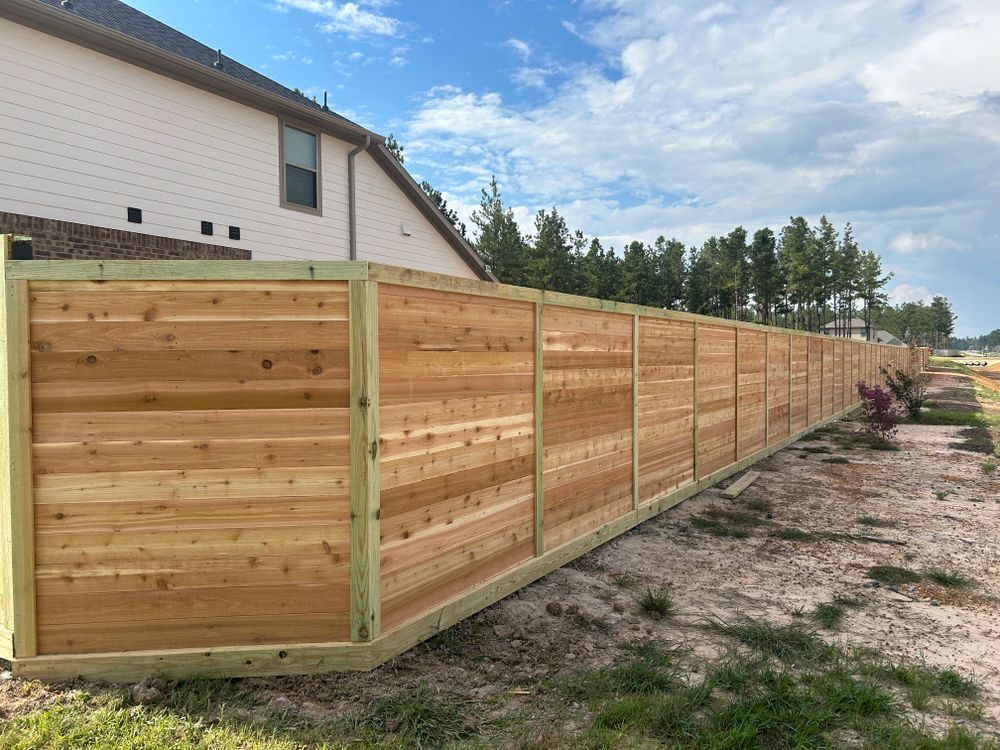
[{"xmin": 3, "ymin": 259, "xmax": 370, "ymax": 281}]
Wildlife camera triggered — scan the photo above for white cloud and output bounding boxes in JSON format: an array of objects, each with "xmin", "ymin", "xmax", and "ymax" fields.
[
  {"xmin": 889, "ymin": 231, "xmax": 966, "ymax": 255},
  {"xmin": 888, "ymin": 284, "xmax": 934, "ymax": 305},
  {"xmin": 506, "ymin": 37, "xmax": 531, "ymax": 60},
  {"xmin": 388, "ymin": 45, "xmax": 409, "ymax": 67},
  {"xmin": 272, "ymin": 0, "xmax": 402, "ymax": 38}
]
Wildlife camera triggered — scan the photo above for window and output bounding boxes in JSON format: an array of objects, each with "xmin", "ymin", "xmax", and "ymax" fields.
[{"xmin": 281, "ymin": 122, "xmax": 321, "ymax": 213}]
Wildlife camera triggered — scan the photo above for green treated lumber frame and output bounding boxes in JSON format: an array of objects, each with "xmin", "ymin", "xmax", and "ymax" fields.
[
  {"xmin": 1, "ymin": 250, "xmax": 908, "ymax": 681},
  {"xmin": 0, "ymin": 240, "xmax": 37, "ymax": 659},
  {"xmin": 632, "ymin": 315, "xmax": 640, "ymax": 510},
  {"xmin": 534, "ymin": 302, "xmax": 544, "ymax": 557},
  {"xmin": 348, "ymin": 280, "xmax": 380, "ymax": 642}
]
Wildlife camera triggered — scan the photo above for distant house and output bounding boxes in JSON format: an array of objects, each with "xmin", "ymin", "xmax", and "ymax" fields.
[
  {"xmin": 821, "ymin": 318, "xmax": 904, "ymax": 346},
  {"xmin": 0, "ymin": 0, "xmax": 494, "ymax": 279}
]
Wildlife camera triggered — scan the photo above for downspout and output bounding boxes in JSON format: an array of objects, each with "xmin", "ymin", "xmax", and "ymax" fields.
[{"xmin": 348, "ymin": 135, "xmax": 371, "ymax": 260}]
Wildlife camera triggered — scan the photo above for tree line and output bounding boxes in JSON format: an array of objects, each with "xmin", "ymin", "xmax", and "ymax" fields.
[
  {"xmin": 467, "ymin": 176, "xmax": 894, "ymax": 336},
  {"xmin": 388, "ymin": 137, "xmax": 948, "ymax": 341},
  {"xmin": 946, "ymin": 329, "xmax": 999, "ymax": 353},
  {"xmin": 872, "ymin": 298, "xmax": 956, "ymax": 349}
]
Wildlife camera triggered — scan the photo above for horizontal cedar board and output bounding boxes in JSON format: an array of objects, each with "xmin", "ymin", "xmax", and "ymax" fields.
[
  {"xmin": 31, "ymin": 348, "xmax": 348, "ymax": 383},
  {"xmin": 34, "ymin": 436, "xmax": 348, "ymax": 474},
  {"xmin": 32, "ymin": 379, "xmax": 349, "ymax": 413},
  {"xmin": 34, "ymin": 525, "xmax": 348, "ymax": 565},
  {"xmin": 380, "ymin": 394, "xmax": 532, "ymax": 432},
  {"xmin": 34, "ymin": 467, "xmax": 348, "ymax": 504},
  {"xmin": 380, "ymin": 374, "xmax": 534, "ymax": 404},
  {"xmin": 381, "ymin": 437, "xmax": 533, "ymax": 492},
  {"xmin": 37, "ymin": 612, "xmax": 351, "ymax": 655},
  {"xmin": 29, "ymin": 286, "xmax": 349, "ymax": 322},
  {"xmin": 30, "ymin": 320, "xmax": 346, "ymax": 353},
  {"xmin": 37, "ymin": 582, "xmax": 350, "ymax": 626},
  {"xmin": 33, "ymin": 407, "xmax": 349, "ymax": 442},
  {"xmin": 35, "ymin": 552, "xmax": 350, "ymax": 595},
  {"xmin": 34, "ymin": 495, "xmax": 350, "ymax": 533},
  {"xmin": 380, "ymin": 413, "xmax": 532, "ymax": 462},
  {"xmin": 381, "ymin": 475, "xmax": 533, "ymax": 545},
  {"xmin": 381, "ymin": 455, "xmax": 533, "ymax": 520}
]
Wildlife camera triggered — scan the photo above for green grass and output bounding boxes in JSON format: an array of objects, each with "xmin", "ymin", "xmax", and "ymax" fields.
[
  {"xmin": 799, "ymin": 445, "xmax": 832, "ymax": 454},
  {"xmin": 688, "ymin": 502, "xmax": 771, "ymax": 539},
  {"xmin": 562, "ymin": 623, "xmax": 994, "ymax": 750},
  {"xmin": 924, "ymin": 569, "xmax": 973, "ymax": 589},
  {"xmin": 775, "ymin": 527, "xmax": 819, "ymax": 541},
  {"xmin": 638, "ymin": 588, "xmax": 675, "ymax": 618},
  {"xmin": 867, "ymin": 565, "xmax": 922, "ymax": 585},
  {"xmin": 4, "ymin": 633, "xmax": 992, "ymax": 750},
  {"xmin": 822, "ymin": 456, "xmax": 851, "ymax": 464},
  {"xmin": 363, "ymin": 685, "xmax": 472, "ymax": 748},
  {"xmin": 710, "ymin": 618, "xmax": 838, "ymax": 663},
  {"xmin": 858, "ymin": 515, "xmax": 898, "ymax": 528},
  {"xmin": 982, "ymin": 459, "xmax": 997, "ymax": 476},
  {"xmin": 920, "ymin": 410, "xmax": 1000, "ymax": 428},
  {"xmin": 811, "ymin": 596, "xmax": 866, "ymax": 630}
]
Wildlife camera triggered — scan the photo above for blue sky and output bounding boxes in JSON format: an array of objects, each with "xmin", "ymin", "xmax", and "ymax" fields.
[{"xmin": 130, "ymin": 0, "xmax": 999, "ymax": 336}]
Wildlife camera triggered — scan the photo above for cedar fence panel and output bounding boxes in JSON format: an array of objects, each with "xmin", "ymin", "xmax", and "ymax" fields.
[{"xmin": 0, "ymin": 250, "xmax": 912, "ymax": 681}]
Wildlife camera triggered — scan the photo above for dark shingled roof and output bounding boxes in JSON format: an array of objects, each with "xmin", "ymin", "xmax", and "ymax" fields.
[{"xmin": 38, "ymin": 0, "xmax": 364, "ymax": 131}]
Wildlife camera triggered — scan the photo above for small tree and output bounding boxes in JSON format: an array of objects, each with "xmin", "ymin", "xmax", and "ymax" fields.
[
  {"xmin": 856, "ymin": 381, "xmax": 898, "ymax": 440},
  {"xmin": 881, "ymin": 366, "xmax": 927, "ymax": 422}
]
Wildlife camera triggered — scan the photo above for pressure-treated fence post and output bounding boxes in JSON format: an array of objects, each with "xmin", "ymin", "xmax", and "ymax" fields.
[
  {"xmin": 733, "ymin": 328, "xmax": 740, "ymax": 460},
  {"xmin": 534, "ymin": 302, "xmax": 544, "ymax": 557},
  {"xmin": 764, "ymin": 331, "xmax": 770, "ymax": 447},
  {"xmin": 0, "ymin": 236, "xmax": 37, "ymax": 658},
  {"xmin": 788, "ymin": 334, "xmax": 793, "ymax": 434},
  {"xmin": 632, "ymin": 314, "xmax": 640, "ymax": 510},
  {"xmin": 692, "ymin": 322, "xmax": 700, "ymax": 481},
  {"xmin": 349, "ymin": 279, "xmax": 380, "ymax": 642}
]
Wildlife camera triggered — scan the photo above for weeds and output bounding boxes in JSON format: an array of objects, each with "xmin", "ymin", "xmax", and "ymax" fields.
[
  {"xmin": 982, "ymin": 459, "xmax": 997, "ymax": 476},
  {"xmin": 924, "ymin": 569, "xmax": 973, "ymax": 589},
  {"xmin": 710, "ymin": 617, "xmax": 837, "ymax": 663},
  {"xmin": 365, "ymin": 686, "xmax": 472, "ymax": 748},
  {"xmin": 689, "ymin": 504, "xmax": 770, "ymax": 538},
  {"xmin": 775, "ymin": 527, "xmax": 819, "ymax": 541},
  {"xmin": 822, "ymin": 456, "xmax": 851, "ymax": 464},
  {"xmin": 867, "ymin": 565, "xmax": 922, "ymax": 585},
  {"xmin": 934, "ymin": 490, "xmax": 950, "ymax": 501},
  {"xmin": 638, "ymin": 588, "xmax": 675, "ymax": 618}
]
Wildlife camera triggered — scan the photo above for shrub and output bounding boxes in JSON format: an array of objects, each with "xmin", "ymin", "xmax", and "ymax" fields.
[
  {"xmin": 881, "ymin": 366, "xmax": 928, "ymax": 422},
  {"xmin": 855, "ymin": 380, "xmax": 898, "ymax": 440}
]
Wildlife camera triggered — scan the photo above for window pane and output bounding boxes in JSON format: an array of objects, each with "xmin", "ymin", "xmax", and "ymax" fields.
[
  {"xmin": 285, "ymin": 164, "xmax": 317, "ymax": 208},
  {"xmin": 284, "ymin": 125, "xmax": 317, "ymax": 169}
]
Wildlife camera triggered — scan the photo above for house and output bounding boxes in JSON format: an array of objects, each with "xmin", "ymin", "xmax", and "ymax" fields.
[
  {"xmin": 0, "ymin": 0, "xmax": 494, "ymax": 280},
  {"xmin": 820, "ymin": 318, "xmax": 904, "ymax": 346}
]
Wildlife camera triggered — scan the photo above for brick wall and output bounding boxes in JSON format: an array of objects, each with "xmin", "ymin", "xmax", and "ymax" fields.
[{"xmin": 0, "ymin": 212, "xmax": 251, "ymax": 260}]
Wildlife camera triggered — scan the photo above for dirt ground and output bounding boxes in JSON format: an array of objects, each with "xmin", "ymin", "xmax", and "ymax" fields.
[{"xmin": 2, "ymin": 369, "xmax": 998, "ymax": 744}]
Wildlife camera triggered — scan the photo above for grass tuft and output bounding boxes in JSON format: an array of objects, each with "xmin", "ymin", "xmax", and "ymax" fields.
[
  {"xmin": 866, "ymin": 565, "xmax": 921, "ymax": 585},
  {"xmin": 366, "ymin": 686, "xmax": 472, "ymax": 748},
  {"xmin": 638, "ymin": 588, "xmax": 675, "ymax": 618},
  {"xmin": 712, "ymin": 617, "xmax": 837, "ymax": 663},
  {"xmin": 923, "ymin": 569, "xmax": 973, "ymax": 589}
]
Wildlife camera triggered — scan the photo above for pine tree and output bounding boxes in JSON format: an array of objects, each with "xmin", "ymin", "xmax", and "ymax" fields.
[
  {"xmin": 858, "ymin": 251, "xmax": 890, "ymax": 340},
  {"xmin": 748, "ymin": 228, "xmax": 782, "ymax": 325},
  {"xmin": 527, "ymin": 208, "xmax": 576, "ymax": 293},
  {"xmin": 419, "ymin": 181, "xmax": 466, "ymax": 238},
  {"xmin": 653, "ymin": 236, "xmax": 686, "ymax": 310},
  {"xmin": 470, "ymin": 176, "xmax": 527, "ymax": 285}
]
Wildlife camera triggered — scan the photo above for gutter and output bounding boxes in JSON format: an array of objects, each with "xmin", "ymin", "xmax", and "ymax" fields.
[{"xmin": 348, "ymin": 135, "xmax": 371, "ymax": 261}]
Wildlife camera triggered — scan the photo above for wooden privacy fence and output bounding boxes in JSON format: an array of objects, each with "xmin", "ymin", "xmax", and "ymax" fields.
[{"xmin": 0, "ymin": 247, "xmax": 914, "ymax": 680}]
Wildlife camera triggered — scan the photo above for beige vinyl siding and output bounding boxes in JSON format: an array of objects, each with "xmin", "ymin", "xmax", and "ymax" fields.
[{"xmin": 0, "ymin": 19, "xmax": 478, "ymax": 278}]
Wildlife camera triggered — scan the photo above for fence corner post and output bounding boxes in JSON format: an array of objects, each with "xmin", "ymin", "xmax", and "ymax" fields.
[
  {"xmin": 692, "ymin": 322, "xmax": 700, "ymax": 481},
  {"xmin": 349, "ymin": 279, "xmax": 380, "ymax": 642},
  {"xmin": 0, "ymin": 235, "xmax": 37, "ymax": 659}
]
